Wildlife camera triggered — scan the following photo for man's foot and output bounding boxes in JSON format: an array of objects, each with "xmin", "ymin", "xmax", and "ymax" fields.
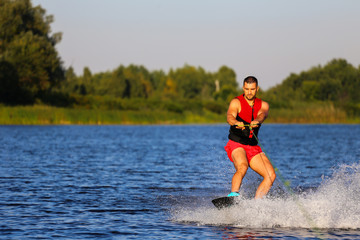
[{"xmin": 227, "ymin": 192, "xmax": 240, "ymax": 197}]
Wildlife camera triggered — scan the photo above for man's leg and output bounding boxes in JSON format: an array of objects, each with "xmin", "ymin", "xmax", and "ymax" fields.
[
  {"xmin": 249, "ymin": 153, "xmax": 276, "ymax": 199},
  {"xmin": 230, "ymin": 148, "xmax": 249, "ymax": 193}
]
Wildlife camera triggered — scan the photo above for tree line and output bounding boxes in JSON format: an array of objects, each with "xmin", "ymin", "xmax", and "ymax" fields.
[
  {"xmin": 1, "ymin": 0, "xmax": 359, "ymax": 117},
  {"xmin": 59, "ymin": 64, "xmax": 239, "ymax": 104},
  {"xmin": 263, "ymin": 59, "xmax": 360, "ymax": 116},
  {"xmin": 0, "ymin": 0, "xmax": 238, "ymax": 114}
]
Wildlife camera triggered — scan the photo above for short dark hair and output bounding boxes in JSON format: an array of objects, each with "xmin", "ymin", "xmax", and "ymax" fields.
[{"xmin": 243, "ymin": 76, "xmax": 258, "ymax": 86}]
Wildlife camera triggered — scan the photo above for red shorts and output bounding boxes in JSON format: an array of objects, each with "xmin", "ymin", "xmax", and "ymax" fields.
[{"xmin": 224, "ymin": 140, "xmax": 263, "ymax": 163}]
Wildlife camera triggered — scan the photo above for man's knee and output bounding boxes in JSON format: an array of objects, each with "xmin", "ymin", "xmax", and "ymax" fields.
[
  {"xmin": 232, "ymin": 155, "xmax": 249, "ymax": 171},
  {"xmin": 266, "ymin": 170, "xmax": 276, "ymax": 184},
  {"xmin": 235, "ymin": 162, "xmax": 248, "ymax": 174}
]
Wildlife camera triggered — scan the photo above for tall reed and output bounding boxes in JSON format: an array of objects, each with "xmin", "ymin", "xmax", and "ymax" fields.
[{"xmin": 0, "ymin": 102, "xmax": 356, "ymax": 125}]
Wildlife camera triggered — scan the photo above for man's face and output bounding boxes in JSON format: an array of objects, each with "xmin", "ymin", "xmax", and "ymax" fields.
[{"xmin": 243, "ymin": 82, "xmax": 259, "ymax": 101}]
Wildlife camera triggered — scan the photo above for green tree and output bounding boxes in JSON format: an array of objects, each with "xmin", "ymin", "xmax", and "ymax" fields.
[
  {"xmin": 76, "ymin": 66, "xmax": 92, "ymax": 95},
  {"xmin": 91, "ymin": 71, "xmax": 112, "ymax": 96},
  {"xmin": 0, "ymin": 60, "xmax": 25, "ymax": 104},
  {"xmin": 301, "ymin": 80, "xmax": 320, "ymax": 101},
  {"xmin": 107, "ymin": 64, "xmax": 152, "ymax": 98},
  {"xmin": 0, "ymin": 0, "xmax": 64, "ymax": 103},
  {"xmin": 262, "ymin": 58, "xmax": 360, "ymax": 115},
  {"xmin": 216, "ymin": 66, "xmax": 238, "ymax": 88},
  {"xmin": 149, "ymin": 69, "xmax": 167, "ymax": 97},
  {"xmin": 61, "ymin": 66, "xmax": 77, "ymax": 92},
  {"xmin": 214, "ymin": 84, "xmax": 239, "ymax": 102},
  {"xmin": 213, "ymin": 66, "xmax": 239, "ymax": 102},
  {"xmin": 169, "ymin": 65, "xmax": 210, "ymax": 99},
  {"xmin": 125, "ymin": 65, "xmax": 152, "ymax": 98},
  {"xmin": 82, "ymin": 67, "xmax": 92, "ymax": 84}
]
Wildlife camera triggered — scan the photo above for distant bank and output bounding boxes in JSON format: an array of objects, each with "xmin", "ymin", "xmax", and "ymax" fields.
[{"xmin": 0, "ymin": 105, "xmax": 358, "ymax": 125}]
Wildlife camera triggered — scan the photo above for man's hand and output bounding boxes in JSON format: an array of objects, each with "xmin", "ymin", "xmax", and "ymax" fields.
[
  {"xmin": 250, "ymin": 121, "xmax": 260, "ymax": 128},
  {"xmin": 233, "ymin": 122, "xmax": 246, "ymax": 130}
]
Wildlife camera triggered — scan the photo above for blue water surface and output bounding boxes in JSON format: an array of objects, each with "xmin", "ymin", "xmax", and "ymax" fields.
[{"xmin": 0, "ymin": 124, "xmax": 359, "ymax": 239}]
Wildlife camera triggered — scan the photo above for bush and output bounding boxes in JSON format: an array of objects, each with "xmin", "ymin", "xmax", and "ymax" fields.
[
  {"xmin": 204, "ymin": 101, "xmax": 226, "ymax": 114},
  {"xmin": 164, "ymin": 102, "xmax": 184, "ymax": 113}
]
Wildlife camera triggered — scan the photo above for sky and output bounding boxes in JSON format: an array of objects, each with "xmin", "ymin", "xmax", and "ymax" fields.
[{"xmin": 32, "ymin": 0, "xmax": 360, "ymax": 90}]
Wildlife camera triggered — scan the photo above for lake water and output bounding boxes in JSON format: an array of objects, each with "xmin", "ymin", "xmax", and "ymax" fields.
[{"xmin": 0, "ymin": 124, "xmax": 360, "ymax": 239}]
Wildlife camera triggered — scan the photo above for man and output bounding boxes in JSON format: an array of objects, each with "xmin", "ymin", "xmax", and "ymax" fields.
[{"xmin": 224, "ymin": 76, "xmax": 276, "ymax": 199}]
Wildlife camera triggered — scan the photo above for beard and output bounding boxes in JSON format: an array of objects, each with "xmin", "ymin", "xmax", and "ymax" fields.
[{"xmin": 245, "ymin": 94, "xmax": 256, "ymax": 101}]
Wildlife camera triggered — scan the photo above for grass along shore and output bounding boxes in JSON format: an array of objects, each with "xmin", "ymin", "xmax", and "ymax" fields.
[
  {"xmin": 0, "ymin": 105, "xmax": 225, "ymax": 125},
  {"xmin": 0, "ymin": 104, "xmax": 358, "ymax": 125}
]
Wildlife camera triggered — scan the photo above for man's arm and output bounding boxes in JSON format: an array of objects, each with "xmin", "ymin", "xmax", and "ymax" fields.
[
  {"xmin": 226, "ymin": 98, "xmax": 245, "ymax": 128},
  {"xmin": 251, "ymin": 101, "xmax": 269, "ymax": 127}
]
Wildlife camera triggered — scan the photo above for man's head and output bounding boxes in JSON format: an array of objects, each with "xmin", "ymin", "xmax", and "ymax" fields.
[
  {"xmin": 243, "ymin": 76, "xmax": 258, "ymax": 87},
  {"xmin": 243, "ymin": 76, "xmax": 259, "ymax": 101}
]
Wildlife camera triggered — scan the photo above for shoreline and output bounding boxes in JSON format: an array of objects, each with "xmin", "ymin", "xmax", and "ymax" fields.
[{"xmin": 0, "ymin": 105, "xmax": 358, "ymax": 125}]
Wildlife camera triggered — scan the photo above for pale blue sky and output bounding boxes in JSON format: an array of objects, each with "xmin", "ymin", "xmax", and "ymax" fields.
[{"xmin": 32, "ymin": 0, "xmax": 360, "ymax": 89}]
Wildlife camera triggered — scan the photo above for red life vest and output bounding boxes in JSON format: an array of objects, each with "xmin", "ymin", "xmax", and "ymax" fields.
[
  {"xmin": 236, "ymin": 94, "xmax": 262, "ymax": 123},
  {"xmin": 228, "ymin": 94, "xmax": 262, "ymax": 146}
]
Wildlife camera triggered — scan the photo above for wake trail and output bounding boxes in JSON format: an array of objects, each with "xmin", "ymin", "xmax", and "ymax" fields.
[{"xmin": 171, "ymin": 162, "xmax": 360, "ymax": 229}]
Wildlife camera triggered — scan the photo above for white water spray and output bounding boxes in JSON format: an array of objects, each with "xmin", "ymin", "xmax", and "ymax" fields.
[{"xmin": 171, "ymin": 162, "xmax": 360, "ymax": 229}]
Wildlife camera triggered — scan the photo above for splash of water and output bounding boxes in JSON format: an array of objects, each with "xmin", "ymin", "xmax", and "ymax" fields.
[{"xmin": 171, "ymin": 163, "xmax": 360, "ymax": 229}]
